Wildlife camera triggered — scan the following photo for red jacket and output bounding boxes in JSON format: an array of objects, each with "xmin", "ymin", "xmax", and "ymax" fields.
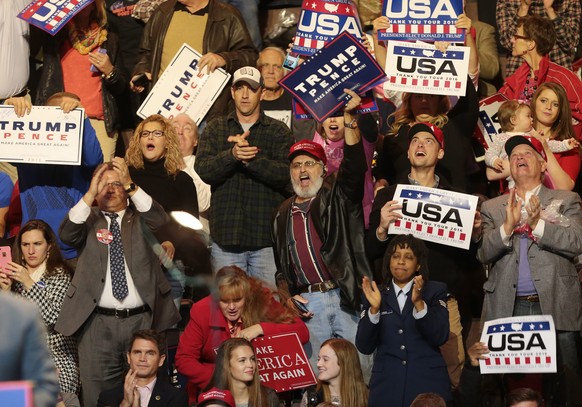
[{"xmin": 175, "ymin": 294, "xmax": 309, "ymax": 401}]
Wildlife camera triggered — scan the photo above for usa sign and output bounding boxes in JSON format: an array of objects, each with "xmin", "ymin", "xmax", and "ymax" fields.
[
  {"xmin": 384, "ymin": 40, "xmax": 469, "ymax": 97},
  {"xmin": 292, "ymin": 0, "xmax": 363, "ymax": 56},
  {"xmin": 379, "ymin": 0, "xmax": 464, "ymax": 42},
  {"xmin": 18, "ymin": 0, "xmax": 94, "ymax": 36},
  {"xmin": 387, "ymin": 184, "xmax": 479, "ymax": 250},
  {"xmin": 253, "ymin": 333, "xmax": 316, "ymax": 392},
  {"xmin": 479, "ymin": 315, "xmax": 557, "ymax": 374}
]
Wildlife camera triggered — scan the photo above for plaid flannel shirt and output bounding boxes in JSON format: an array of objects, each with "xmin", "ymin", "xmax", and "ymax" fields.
[
  {"xmin": 195, "ymin": 111, "xmax": 294, "ymax": 248},
  {"xmin": 496, "ymin": 0, "xmax": 581, "ymax": 76}
]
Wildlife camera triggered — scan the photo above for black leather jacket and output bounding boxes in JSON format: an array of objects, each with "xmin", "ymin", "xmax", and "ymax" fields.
[
  {"xmin": 133, "ymin": 0, "xmax": 258, "ymax": 122},
  {"xmin": 35, "ymin": 29, "xmax": 127, "ymax": 134},
  {"xmin": 272, "ymin": 139, "xmax": 373, "ymax": 312}
]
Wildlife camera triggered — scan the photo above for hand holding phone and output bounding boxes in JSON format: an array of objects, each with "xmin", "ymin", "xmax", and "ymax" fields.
[
  {"xmin": 291, "ymin": 297, "xmax": 310, "ymax": 314},
  {"xmin": 0, "ymin": 246, "xmax": 11, "ymax": 270}
]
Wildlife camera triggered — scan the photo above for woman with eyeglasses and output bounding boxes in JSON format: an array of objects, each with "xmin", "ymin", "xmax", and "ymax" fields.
[
  {"xmin": 497, "ymin": 15, "xmax": 582, "ymax": 139},
  {"xmin": 125, "ymin": 114, "xmax": 205, "ymax": 307},
  {"xmin": 0, "ymin": 220, "xmax": 80, "ymax": 406}
]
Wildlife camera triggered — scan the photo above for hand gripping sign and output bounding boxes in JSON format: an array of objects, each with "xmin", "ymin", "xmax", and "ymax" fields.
[
  {"xmin": 379, "ymin": 0, "xmax": 465, "ymax": 42},
  {"xmin": 280, "ymin": 32, "xmax": 386, "ymax": 122},
  {"xmin": 292, "ymin": 0, "xmax": 364, "ymax": 56}
]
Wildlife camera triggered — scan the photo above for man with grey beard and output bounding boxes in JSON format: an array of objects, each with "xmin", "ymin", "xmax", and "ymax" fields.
[{"xmin": 271, "ymin": 90, "xmax": 373, "ymax": 375}]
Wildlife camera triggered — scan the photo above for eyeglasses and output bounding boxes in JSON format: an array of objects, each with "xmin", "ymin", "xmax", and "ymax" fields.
[
  {"xmin": 291, "ymin": 160, "xmax": 322, "ymax": 169},
  {"xmin": 513, "ymin": 34, "xmax": 530, "ymax": 41},
  {"xmin": 105, "ymin": 182, "xmax": 123, "ymax": 189},
  {"xmin": 140, "ymin": 130, "xmax": 165, "ymax": 138}
]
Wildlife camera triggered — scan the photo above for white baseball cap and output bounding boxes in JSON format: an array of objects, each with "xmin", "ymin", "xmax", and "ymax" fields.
[{"xmin": 232, "ymin": 66, "xmax": 263, "ymax": 89}]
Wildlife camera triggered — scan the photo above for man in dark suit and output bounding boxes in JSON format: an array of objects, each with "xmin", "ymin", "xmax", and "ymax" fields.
[
  {"xmin": 477, "ymin": 135, "xmax": 582, "ymax": 404},
  {"xmin": 98, "ymin": 329, "xmax": 188, "ymax": 407},
  {"xmin": 57, "ymin": 158, "xmax": 180, "ymax": 407}
]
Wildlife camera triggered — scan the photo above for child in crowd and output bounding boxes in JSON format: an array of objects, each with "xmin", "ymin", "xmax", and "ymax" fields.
[{"xmin": 485, "ymin": 99, "xmax": 577, "ymax": 188}]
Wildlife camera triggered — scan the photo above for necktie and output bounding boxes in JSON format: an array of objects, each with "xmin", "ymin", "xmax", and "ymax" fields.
[
  {"xmin": 106, "ymin": 213, "xmax": 128, "ymax": 300},
  {"xmin": 397, "ymin": 290, "xmax": 407, "ymax": 312}
]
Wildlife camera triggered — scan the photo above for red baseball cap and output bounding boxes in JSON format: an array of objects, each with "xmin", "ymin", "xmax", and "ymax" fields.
[
  {"xmin": 288, "ymin": 139, "xmax": 327, "ymax": 164},
  {"xmin": 408, "ymin": 122, "xmax": 445, "ymax": 149},
  {"xmin": 198, "ymin": 388, "xmax": 235, "ymax": 407},
  {"xmin": 504, "ymin": 135, "xmax": 547, "ymax": 161}
]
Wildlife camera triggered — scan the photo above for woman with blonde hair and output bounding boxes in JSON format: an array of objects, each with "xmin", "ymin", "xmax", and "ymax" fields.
[
  {"xmin": 302, "ymin": 338, "xmax": 368, "ymax": 407},
  {"xmin": 126, "ymin": 114, "xmax": 198, "ymax": 216},
  {"xmin": 207, "ymin": 338, "xmax": 279, "ymax": 407},
  {"xmin": 176, "ymin": 266, "xmax": 309, "ymax": 403}
]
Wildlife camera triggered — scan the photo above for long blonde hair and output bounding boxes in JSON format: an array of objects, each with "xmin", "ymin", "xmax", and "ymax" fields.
[
  {"xmin": 389, "ymin": 93, "xmax": 450, "ymax": 136},
  {"xmin": 125, "ymin": 114, "xmax": 183, "ymax": 176}
]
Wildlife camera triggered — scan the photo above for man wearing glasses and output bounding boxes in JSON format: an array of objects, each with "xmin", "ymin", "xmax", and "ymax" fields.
[
  {"xmin": 271, "ymin": 90, "xmax": 374, "ymax": 375},
  {"xmin": 195, "ymin": 66, "xmax": 294, "ymax": 289},
  {"xmin": 57, "ymin": 159, "xmax": 180, "ymax": 407}
]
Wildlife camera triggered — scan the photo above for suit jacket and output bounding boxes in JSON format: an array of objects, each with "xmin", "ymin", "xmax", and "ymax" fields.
[
  {"xmin": 56, "ymin": 201, "xmax": 180, "ymax": 336},
  {"xmin": 0, "ymin": 292, "xmax": 60, "ymax": 407},
  {"xmin": 477, "ymin": 185, "xmax": 582, "ymax": 331},
  {"xmin": 356, "ymin": 280, "xmax": 451, "ymax": 407},
  {"xmin": 97, "ymin": 378, "xmax": 188, "ymax": 407}
]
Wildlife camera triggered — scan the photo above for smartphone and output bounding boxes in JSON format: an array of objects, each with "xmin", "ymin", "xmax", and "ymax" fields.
[
  {"xmin": 90, "ymin": 47, "xmax": 107, "ymax": 73},
  {"xmin": 132, "ymin": 72, "xmax": 151, "ymax": 87},
  {"xmin": 283, "ymin": 51, "xmax": 300, "ymax": 70},
  {"xmin": 0, "ymin": 246, "xmax": 11, "ymax": 270},
  {"xmin": 291, "ymin": 297, "xmax": 309, "ymax": 314}
]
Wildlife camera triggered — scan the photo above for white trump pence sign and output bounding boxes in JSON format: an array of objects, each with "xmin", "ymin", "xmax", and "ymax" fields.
[
  {"xmin": 137, "ymin": 44, "xmax": 231, "ymax": 123},
  {"xmin": 479, "ymin": 315, "xmax": 557, "ymax": 374},
  {"xmin": 388, "ymin": 184, "xmax": 478, "ymax": 250},
  {"xmin": 0, "ymin": 105, "xmax": 84, "ymax": 165},
  {"xmin": 384, "ymin": 40, "xmax": 469, "ymax": 97}
]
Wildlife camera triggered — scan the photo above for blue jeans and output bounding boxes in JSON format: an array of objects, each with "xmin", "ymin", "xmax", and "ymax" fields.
[
  {"xmin": 211, "ymin": 243, "xmax": 276, "ymax": 289},
  {"xmin": 300, "ymin": 288, "xmax": 373, "ymax": 382},
  {"xmin": 223, "ymin": 0, "xmax": 262, "ymax": 50}
]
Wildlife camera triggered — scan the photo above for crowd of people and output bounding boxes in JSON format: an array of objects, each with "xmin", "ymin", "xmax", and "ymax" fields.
[{"xmin": 1, "ymin": 0, "xmax": 582, "ymax": 406}]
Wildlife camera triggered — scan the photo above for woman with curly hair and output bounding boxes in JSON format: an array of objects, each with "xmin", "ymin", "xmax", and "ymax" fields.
[
  {"xmin": 175, "ymin": 266, "xmax": 309, "ymax": 402},
  {"xmin": 301, "ymin": 338, "xmax": 368, "ymax": 407},
  {"xmin": 0, "ymin": 220, "xmax": 80, "ymax": 406},
  {"xmin": 207, "ymin": 338, "xmax": 280, "ymax": 407},
  {"xmin": 125, "ymin": 114, "xmax": 198, "ymax": 216}
]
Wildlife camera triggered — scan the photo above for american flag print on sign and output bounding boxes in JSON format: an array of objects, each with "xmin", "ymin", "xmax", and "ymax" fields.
[
  {"xmin": 18, "ymin": 0, "xmax": 94, "ymax": 35},
  {"xmin": 387, "ymin": 184, "xmax": 478, "ymax": 250},
  {"xmin": 379, "ymin": 0, "xmax": 465, "ymax": 42},
  {"xmin": 480, "ymin": 316, "xmax": 557, "ymax": 374},
  {"xmin": 292, "ymin": 0, "xmax": 363, "ymax": 56}
]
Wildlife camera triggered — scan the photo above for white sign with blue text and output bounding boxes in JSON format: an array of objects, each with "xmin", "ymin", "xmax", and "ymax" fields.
[
  {"xmin": 479, "ymin": 315, "xmax": 557, "ymax": 374},
  {"xmin": 137, "ymin": 44, "xmax": 231, "ymax": 123},
  {"xmin": 384, "ymin": 40, "xmax": 469, "ymax": 97},
  {"xmin": 0, "ymin": 105, "xmax": 84, "ymax": 165}
]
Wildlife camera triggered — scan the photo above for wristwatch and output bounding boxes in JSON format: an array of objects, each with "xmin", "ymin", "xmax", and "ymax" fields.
[
  {"xmin": 344, "ymin": 118, "xmax": 358, "ymax": 129},
  {"xmin": 124, "ymin": 183, "xmax": 136, "ymax": 194}
]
